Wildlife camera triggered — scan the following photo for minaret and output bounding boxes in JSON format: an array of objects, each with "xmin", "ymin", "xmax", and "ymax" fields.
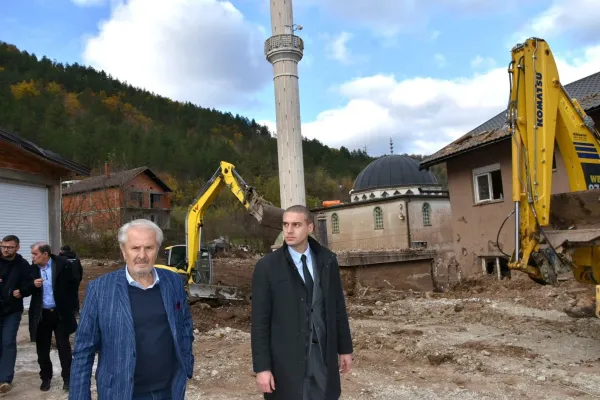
[{"xmin": 265, "ymin": 0, "xmax": 306, "ymax": 208}]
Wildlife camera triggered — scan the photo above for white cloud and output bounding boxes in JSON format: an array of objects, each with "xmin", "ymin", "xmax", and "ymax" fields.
[
  {"xmin": 471, "ymin": 55, "xmax": 496, "ymax": 69},
  {"xmin": 430, "ymin": 30, "xmax": 441, "ymax": 41},
  {"xmin": 514, "ymin": 0, "xmax": 600, "ymax": 44},
  {"xmin": 263, "ymin": 43, "xmax": 600, "ymax": 156},
  {"xmin": 325, "ymin": 32, "xmax": 353, "ymax": 64},
  {"xmin": 81, "ymin": 0, "xmax": 270, "ymax": 109}
]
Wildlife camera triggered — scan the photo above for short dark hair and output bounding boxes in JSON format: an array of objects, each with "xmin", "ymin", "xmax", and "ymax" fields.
[
  {"xmin": 284, "ymin": 205, "xmax": 314, "ymax": 225},
  {"xmin": 1, "ymin": 235, "xmax": 19, "ymax": 245},
  {"xmin": 31, "ymin": 242, "xmax": 52, "ymax": 256},
  {"xmin": 61, "ymin": 245, "xmax": 72, "ymax": 252}
]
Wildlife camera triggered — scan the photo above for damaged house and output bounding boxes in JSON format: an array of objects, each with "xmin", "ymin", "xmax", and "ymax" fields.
[
  {"xmin": 419, "ymin": 70, "xmax": 600, "ymax": 281},
  {"xmin": 62, "ymin": 164, "xmax": 172, "ymax": 233}
]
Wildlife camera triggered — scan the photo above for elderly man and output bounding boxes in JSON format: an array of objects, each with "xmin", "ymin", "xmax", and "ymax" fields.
[
  {"xmin": 28, "ymin": 241, "xmax": 79, "ymax": 392},
  {"xmin": 0, "ymin": 235, "xmax": 35, "ymax": 393},
  {"xmin": 70, "ymin": 219, "xmax": 194, "ymax": 400},
  {"xmin": 251, "ymin": 205, "xmax": 353, "ymax": 400}
]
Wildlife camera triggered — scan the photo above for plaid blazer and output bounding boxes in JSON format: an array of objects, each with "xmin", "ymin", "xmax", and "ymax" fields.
[{"xmin": 69, "ymin": 267, "xmax": 194, "ymax": 400}]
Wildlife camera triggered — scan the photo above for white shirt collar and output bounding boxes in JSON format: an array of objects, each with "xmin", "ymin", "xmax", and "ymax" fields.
[{"xmin": 125, "ymin": 266, "xmax": 160, "ymax": 290}]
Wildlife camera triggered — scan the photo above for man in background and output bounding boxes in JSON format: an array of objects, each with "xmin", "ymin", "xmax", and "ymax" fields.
[
  {"xmin": 29, "ymin": 242, "xmax": 79, "ymax": 392},
  {"xmin": 251, "ymin": 205, "xmax": 353, "ymax": 400},
  {"xmin": 0, "ymin": 235, "xmax": 35, "ymax": 393},
  {"xmin": 59, "ymin": 245, "xmax": 83, "ymax": 313}
]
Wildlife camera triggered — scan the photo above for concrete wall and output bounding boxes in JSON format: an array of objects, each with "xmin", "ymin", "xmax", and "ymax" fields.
[
  {"xmin": 316, "ymin": 196, "xmax": 452, "ymax": 252},
  {"xmin": 0, "ymin": 140, "xmax": 70, "ymax": 253},
  {"xmin": 340, "ymin": 259, "xmax": 434, "ymax": 293},
  {"xmin": 444, "ymin": 134, "xmax": 575, "ymax": 276}
]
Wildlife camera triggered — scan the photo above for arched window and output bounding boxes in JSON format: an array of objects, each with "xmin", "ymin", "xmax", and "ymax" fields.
[
  {"xmin": 374, "ymin": 207, "xmax": 384, "ymax": 229},
  {"xmin": 422, "ymin": 203, "xmax": 431, "ymax": 226},
  {"xmin": 332, "ymin": 213, "xmax": 340, "ymax": 234}
]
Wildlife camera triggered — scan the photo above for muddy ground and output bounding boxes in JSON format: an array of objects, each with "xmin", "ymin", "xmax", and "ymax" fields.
[{"xmin": 7, "ymin": 257, "xmax": 600, "ymax": 399}]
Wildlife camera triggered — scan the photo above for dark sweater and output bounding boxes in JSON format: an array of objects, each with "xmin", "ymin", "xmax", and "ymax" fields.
[{"xmin": 128, "ymin": 284, "xmax": 177, "ymax": 395}]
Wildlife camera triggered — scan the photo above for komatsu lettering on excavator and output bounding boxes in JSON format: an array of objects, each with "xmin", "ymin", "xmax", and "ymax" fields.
[{"xmin": 506, "ymin": 37, "xmax": 600, "ymax": 316}]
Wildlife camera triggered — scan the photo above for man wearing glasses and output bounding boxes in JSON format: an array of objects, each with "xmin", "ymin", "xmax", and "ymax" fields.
[
  {"xmin": 28, "ymin": 242, "xmax": 79, "ymax": 392},
  {"xmin": 0, "ymin": 235, "xmax": 36, "ymax": 394}
]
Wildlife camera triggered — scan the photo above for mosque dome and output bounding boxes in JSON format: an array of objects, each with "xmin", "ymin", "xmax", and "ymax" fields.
[{"xmin": 352, "ymin": 154, "xmax": 439, "ymax": 192}]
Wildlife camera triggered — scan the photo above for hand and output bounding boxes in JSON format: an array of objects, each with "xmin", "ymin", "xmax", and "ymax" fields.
[
  {"xmin": 12, "ymin": 290, "xmax": 21, "ymax": 299},
  {"xmin": 339, "ymin": 354, "xmax": 352, "ymax": 374},
  {"xmin": 256, "ymin": 370, "xmax": 275, "ymax": 393},
  {"xmin": 34, "ymin": 278, "xmax": 43, "ymax": 288}
]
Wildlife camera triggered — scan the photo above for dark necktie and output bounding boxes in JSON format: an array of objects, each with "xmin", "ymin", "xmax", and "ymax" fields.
[{"xmin": 301, "ymin": 254, "xmax": 314, "ymax": 298}]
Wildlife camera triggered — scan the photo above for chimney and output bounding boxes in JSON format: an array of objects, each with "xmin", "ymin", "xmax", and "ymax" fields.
[{"xmin": 104, "ymin": 163, "xmax": 110, "ymax": 177}]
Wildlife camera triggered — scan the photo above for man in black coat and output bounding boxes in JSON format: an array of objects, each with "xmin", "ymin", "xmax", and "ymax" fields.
[
  {"xmin": 0, "ymin": 235, "xmax": 36, "ymax": 393},
  {"xmin": 251, "ymin": 205, "xmax": 353, "ymax": 400},
  {"xmin": 28, "ymin": 242, "xmax": 79, "ymax": 392},
  {"xmin": 59, "ymin": 245, "xmax": 83, "ymax": 313}
]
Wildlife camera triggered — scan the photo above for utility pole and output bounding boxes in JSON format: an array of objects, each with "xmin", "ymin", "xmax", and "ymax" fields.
[{"xmin": 264, "ymin": 0, "xmax": 306, "ymax": 208}]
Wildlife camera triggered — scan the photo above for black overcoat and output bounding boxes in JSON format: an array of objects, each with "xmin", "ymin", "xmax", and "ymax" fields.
[
  {"xmin": 28, "ymin": 254, "xmax": 79, "ymax": 341},
  {"xmin": 251, "ymin": 236, "xmax": 353, "ymax": 400}
]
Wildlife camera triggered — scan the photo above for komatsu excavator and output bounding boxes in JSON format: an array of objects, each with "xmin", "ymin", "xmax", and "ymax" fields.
[
  {"xmin": 507, "ymin": 37, "xmax": 600, "ymax": 315},
  {"xmin": 155, "ymin": 161, "xmax": 284, "ymax": 301}
]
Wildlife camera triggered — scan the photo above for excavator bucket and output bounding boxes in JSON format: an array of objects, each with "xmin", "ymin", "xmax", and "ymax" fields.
[
  {"xmin": 544, "ymin": 190, "xmax": 600, "ymax": 251},
  {"xmin": 187, "ymin": 283, "xmax": 244, "ymax": 302}
]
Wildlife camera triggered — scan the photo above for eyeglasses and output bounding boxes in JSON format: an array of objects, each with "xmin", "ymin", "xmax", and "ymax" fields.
[{"xmin": 0, "ymin": 246, "xmax": 16, "ymax": 250}]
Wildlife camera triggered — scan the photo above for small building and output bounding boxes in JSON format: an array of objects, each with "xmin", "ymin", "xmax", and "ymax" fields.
[
  {"xmin": 0, "ymin": 127, "xmax": 90, "ymax": 256},
  {"xmin": 61, "ymin": 164, "xmax": 173, "ymax": 233},
  {"xmin": 420, "ymin": 70, "xmax": 600, "ymax": 280},
  {"xmin": 313, "ymin": 154, "xmax": 453, "ymax": 253},
  {"xmin": 311, "ymin": 154, "xmax": 454, "ymax": 292}
]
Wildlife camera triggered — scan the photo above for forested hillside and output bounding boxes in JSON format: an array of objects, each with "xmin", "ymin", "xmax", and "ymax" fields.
[{"xmin": 0, "ymin": 40, "xmax": 446, "ymax": 251}]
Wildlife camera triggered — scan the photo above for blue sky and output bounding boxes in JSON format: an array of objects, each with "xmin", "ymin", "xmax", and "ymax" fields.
[{"xmin": 2, "ymin": 0, "xmax": 600, "ymax": 156}]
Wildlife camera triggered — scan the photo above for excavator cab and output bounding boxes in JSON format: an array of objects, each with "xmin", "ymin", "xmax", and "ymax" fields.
[{"xmin": 165, "ymin": 245, "xmax": 187, "ymax": 269}]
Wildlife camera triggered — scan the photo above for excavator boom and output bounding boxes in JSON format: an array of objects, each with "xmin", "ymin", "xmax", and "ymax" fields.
[
  {"xmin": 158, "ymin": 161, "xmax": 283, "ymax": 302},
  {"xmin": 508, "ymin": 37, "xmax": 600, "ymax": 290}
]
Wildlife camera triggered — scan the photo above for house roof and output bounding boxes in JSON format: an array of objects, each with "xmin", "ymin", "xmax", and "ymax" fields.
[
  {"xmin": 0, "ymin": 126, "xmax": 90, "ymax": 176},
  {"xmin": 420, "ymin": 70, "xmax": 600, "ymax": 169},
  {"xmin": 62, "ymin": 166, "xmax": 172, "ymax": 194}
]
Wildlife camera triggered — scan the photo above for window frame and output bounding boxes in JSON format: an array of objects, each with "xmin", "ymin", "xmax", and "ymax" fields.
[
  {"xmin": 373, "ymin": 206, "xmax": 384, "ymax": 230},
  {"xmin": 422, "ymin": 202, "xmax": 431, "ymax": 226},
  {"xmin": 331, "ymin": 213, "xmax": 340, "ymax": 234},
  {"xmin": 472, "ymin": 163, "xmax": 503, "ymax": 204}
]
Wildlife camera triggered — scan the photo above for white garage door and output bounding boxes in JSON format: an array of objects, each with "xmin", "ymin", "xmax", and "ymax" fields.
[{"xmin": 0, "ymin": 179, "xmax": 49, "ymax": 309}]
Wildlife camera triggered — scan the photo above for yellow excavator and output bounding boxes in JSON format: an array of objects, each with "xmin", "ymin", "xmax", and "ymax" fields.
[
  {"xmin": 155, "ymin": 161, "xmax": 284, "ymax": 301},
  {"xmin": 507, "ymin": 37, "xmax": 600, "ymax": 315}
]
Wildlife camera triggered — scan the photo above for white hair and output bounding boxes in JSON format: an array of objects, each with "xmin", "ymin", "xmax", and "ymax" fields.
[{"xmin": 118, "ymin": 219, "xmax": 164, "ymax": 247}]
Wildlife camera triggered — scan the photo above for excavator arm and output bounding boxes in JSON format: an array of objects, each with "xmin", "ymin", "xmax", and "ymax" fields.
[
  {"xmin": 185, "ymin": 161, "xmax": 283, "ymax": 280},
  {"xmin": 156, "ymin": 161, "xmax": 283, "ymax": 301},
  {"xmin": 508, "ymin": 37, "xmax": 600, "ymax": 289}
]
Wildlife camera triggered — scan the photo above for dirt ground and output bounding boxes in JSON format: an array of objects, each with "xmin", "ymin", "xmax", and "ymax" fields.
[{"xmin": 8, "ymin": 257, "xmax": 600, "ymax": 399}]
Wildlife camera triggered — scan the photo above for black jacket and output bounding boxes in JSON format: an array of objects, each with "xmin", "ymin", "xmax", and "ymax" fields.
[
  {"xmin": 28, "ymin": 254, "xmax": 79, "ymax": 341},
  {"xmin": 0, "ymin": 253, "xmax": 35, "ymax": 316},
  {"xmin": 251, "ymin": 236, "xmax": 353, "ymax": 400},
  {"xmin": 59, "ymin": 250, "xmax": 83, "ymax": 311}
]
